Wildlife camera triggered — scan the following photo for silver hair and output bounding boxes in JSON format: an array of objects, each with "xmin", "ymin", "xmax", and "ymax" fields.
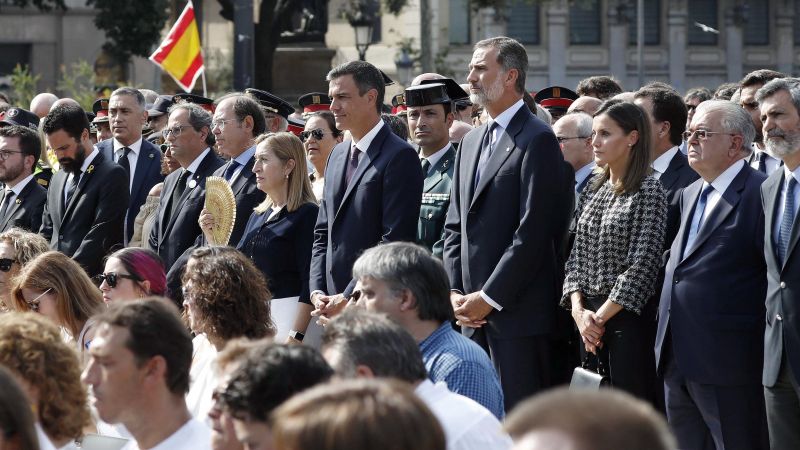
[
  {"xmin": 557, "ymin": 112, "xmax": 593, "ymax": 138},
  {"xmin": 474, "ymin": 36, "xmax": 528, "ymax": 94},
  {"xmin": 265, "ymin": 112, "xmax": 288, "ymax": 132},
  {"xmin": 168, "ymin": 103, "xmax": 215, "ymax": 146},
  {"xmin": 693, "ymin": 100, "xmax": 755, "ymax": 151},
  {"xmin": 755, "ymin": 77, "xmax": 800, "ymax": 116}
]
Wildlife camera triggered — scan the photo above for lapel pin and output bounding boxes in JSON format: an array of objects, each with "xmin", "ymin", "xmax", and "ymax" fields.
[
  {"xmin": 505, "ymin": 147, "xmax": 511, "ymax": 152},
  {"xmin": 14, "ymin": 198, "xmax": 20, "ymax": 204},
  {"xmin": 149, "ymin": 153, "xmax": 155, "ymax": 159},
  {"xmin": 86, "ymin": 165, "xmax": 95, "ymax": 174},
  {"xmin": 188, "ymin": 179, "xmax": 197, "ymax": 189}
]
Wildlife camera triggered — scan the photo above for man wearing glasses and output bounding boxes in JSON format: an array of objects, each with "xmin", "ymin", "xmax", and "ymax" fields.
[
  {"xmin": 148, "ymin": 102, "xmax": 223, "ymax": 290},
  {"xmin": 552, "ymin": 112, "xmax": 594, "ymax": 196},
  {"xmin": 0, "ymin": 124, "xmax": 46, "ymax": 233}
]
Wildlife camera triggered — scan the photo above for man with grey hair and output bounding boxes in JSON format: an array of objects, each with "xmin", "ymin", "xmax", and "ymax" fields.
[
  {"xmin": 655, "ymin": 99, "xmax": 768, "ymax": 449},
  {"xmin": 351, "ymin": 242, "xmax": 504, "ymax": 418},
  {"xmin": 321, "ymin": 308, "xmax": 513, "ymax": 450},
  {"xmin": 443, "ymin": 36, "xmax": 572, "ymax": 409},
  {"xmin": 566, "ymin": 96, "xmax": 602, "ymax": 116},
  {"xmin": 149, "ymin": 103, "xmax": 223, "ymax": 285},
  {"xmin": 552, "ymin": 112, "xmax": 594, "ymax": 195},
  {"xmin": 740, "ymin": 69, "xmax": 786, "ymax": 175},
  {"xmin": 757, "ymin": 76, "xmax": 800, "ymax": 449},
  {"xmin": 98, "ymin": 87, "xmax": 164, "ymax": 244}
]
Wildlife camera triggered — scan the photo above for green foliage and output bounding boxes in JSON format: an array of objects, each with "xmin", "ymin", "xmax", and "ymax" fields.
[
  {"xmin": 9, "ymin": 64, "xmax": 41, "ymax": 108},
  {"xmin": 57, "ymin": 61, "xmax": 97, "ymax": 111},
  {"xmin": 86, "ymin": 0, "xmax": 170, "ymax": 64},
  {"xmin": 5, "ymin": 0, "xmax": 65, "ymax": 11}
]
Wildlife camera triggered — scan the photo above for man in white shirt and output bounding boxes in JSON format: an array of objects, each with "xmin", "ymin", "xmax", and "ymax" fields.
[
  {"xmin": 321, "ymin": 309, "xmax": 513, "ymax": 450},
  {"xmin": 82, "ymin": 299, "xmax": 210, "ymax": 450}
]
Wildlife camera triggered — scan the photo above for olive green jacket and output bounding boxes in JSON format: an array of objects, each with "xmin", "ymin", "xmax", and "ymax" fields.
[{"xmin": 417, "ymin": 145, "xmax": 456, "ymax": 258}]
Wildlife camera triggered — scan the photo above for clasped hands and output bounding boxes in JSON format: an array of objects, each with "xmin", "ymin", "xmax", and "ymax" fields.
[
  {"xmin": 310, "ymin": 292, "xmax": 349, "ymax": 327},
  {"xmin": 573, "ymin": 307, "xmax": 606, "ymax": 354},
  {"xmin": 451, "ymin": 291, "xmax": 493, "ymax": 328}
]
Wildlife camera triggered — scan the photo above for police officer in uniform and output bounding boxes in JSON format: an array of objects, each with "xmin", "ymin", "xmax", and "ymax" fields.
[
  {"xmin": 534, "ymin": 86, "xmax": 578, "ymax": 122},
  {"xmin": 405, "ymin": 79, "xmax": 468, "ymax": 258}
]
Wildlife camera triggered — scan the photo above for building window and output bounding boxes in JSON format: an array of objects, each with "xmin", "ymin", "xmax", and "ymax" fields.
[
  {"xmin": 506, "ymin": 0, "xmax": 540, "ymax": 45},
  {"xmin": 743, "ymin": 1, "xmax": 768, "ymax": 45},
  {"xmin": 0, "ymin": 44, "xmax": 31, "ymax": 78},
  {"xmin": 688, "ymin": 0, "xmax": 718, "ymax": 45},
  {"xmin": 448, "ymin": 0, "xmax": 470, "ymax": 45},
  {"xmin": 628, "ymin": 0, "xmax": 660, "ymax": 45},
  {"xmin": 569, "ymin": 0, "xmax": 601, "ymax": 45}
]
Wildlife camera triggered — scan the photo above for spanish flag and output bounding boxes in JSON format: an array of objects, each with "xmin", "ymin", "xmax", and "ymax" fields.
[{"xmin": 149, "ymin": 1, "xmax": 204, "ymax": 93}]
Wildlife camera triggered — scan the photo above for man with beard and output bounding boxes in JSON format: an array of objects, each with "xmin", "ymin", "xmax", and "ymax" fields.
[
  {"xmin": 443, "ymin": 37, "xmax": 572, "ymax": 410},
  {"xmin": 757, "ymin": 77, "xmax": 800, "ymax": 449},
  {"xmin": 739, "ymin": 69, "xmax": 786, "ymax": 175},
  {"xmin": 0, "ymin": 125, "xmax": 46, "ymax": 232},
  {"xmin": 40, "ymin": 104, "xmax": 128, "ymax": 276}
]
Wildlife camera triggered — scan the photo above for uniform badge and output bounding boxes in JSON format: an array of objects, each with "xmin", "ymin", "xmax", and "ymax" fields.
[{"xmin": 188, "ymin": 179, "xmax": 197, "ymax": 189}]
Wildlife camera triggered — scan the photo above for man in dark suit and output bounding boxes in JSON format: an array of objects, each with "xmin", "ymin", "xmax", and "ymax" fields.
[
  {"xmin": 148, "ymin": 103, "xmax": 223, "ymax": 279},
  {"xmin": 40, "ymin": 104, "xmax": 129, "ymax": 276},
  {"xmin": 655, "ymin": 100, "xmax": 767, "ymax": 450},
  {"xmin": 443, "ymin": 37, "xmax": 573, "ymax": 410},
  {"xmin": 97, "ymin": 87, "xmax": 164, "ymax": 244},
  {"xmin": 757, "ymin": 77, "xmax": 800, "ymax": 449},
  {"xmin": 740, "ymin": 70, "xmax": 786, "ymax": 176},
  {"xmin": 0, "ymin": 125, "xmax": 46, "ymax": 232},
  {"xmin": 310, "ymin": 61, "xmax": 424, "ymax": 318}
]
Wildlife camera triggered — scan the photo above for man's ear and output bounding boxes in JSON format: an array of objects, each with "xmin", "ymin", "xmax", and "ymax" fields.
[{"xmin": 355, "ymin": 364, "xmax": 375, "ymax": 378}]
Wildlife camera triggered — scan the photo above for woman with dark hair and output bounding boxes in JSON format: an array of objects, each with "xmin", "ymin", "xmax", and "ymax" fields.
[
  {"xmin": 0, "ymin": 365, "xmax": 39, "ymax": 450},
  {"xmin": 98, "ymin": 247, "xmax": 167, "ymax": 304},
  {"xmin": 562, "ymin": 100, "xmax": 667, "ymax": 398},
  {"xmin": 302, "ymin": 111, "xmax": 342, "ymax": 200},
  {"xmin": 181, "ymin": 246, "xmax": 276, "ymax": 420}
]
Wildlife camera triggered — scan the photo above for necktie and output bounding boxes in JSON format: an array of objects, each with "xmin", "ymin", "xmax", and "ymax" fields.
[
  {"xmin": 170, "ymin": 170, "xmax": 190, "ymax": 218},
  {"xmin": 118, "ymin": 147, "xmax": 131, "ymax": 179},
  {"xmin": 474, "ymin": 122, "xmax": 497, "ymax": 188},
  {"xmin": 421, "ymin": 158, "xmax": 431, "ymax": 175},
  {"xmin": 0, "ymin": 189, "xmax": 13, "ymax": 222},
  {"xmin": 346, "ymin": 146, "xmax": 361, "ymax": 186},
  {"xmin": 223, "ymin": 160, "xmax": 241, "ymax": 182},
  {"xmin": 778, "ymin": 176, "xmax": 797, "ymax": 262},
  {"xmin": 684, "ymin": 184, "xmax": 715, "ymax": 257},
  {"xmin": 65, "ymin": 170, "xmax": 81, "ymax": 207},
  {"xmin": 757, "ymin": 152, "xmax": 768, "ymax": 174}
]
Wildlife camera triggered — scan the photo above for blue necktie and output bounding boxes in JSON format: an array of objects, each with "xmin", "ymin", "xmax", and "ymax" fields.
[
  {"xmin": 474, "ymin": 122, "xmax": 497, "ymax": 188},
  {"xmin": 223, "ymin": 160, "xmax": 240, "ymax": 182},
  {"xmin": 684, "ymin": 184, "xmax": 714, "ymax": 257},
  {"xmin": 778, "ymin": 176, "xmax": 797, "ymax": 262}
]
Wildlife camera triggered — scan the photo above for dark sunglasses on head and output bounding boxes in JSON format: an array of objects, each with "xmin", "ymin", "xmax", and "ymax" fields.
[
  {"xmin": 300, "ymin": 128, "xmax": 329, "ymax": 142},
  {"xmin": 0, "ymin": 258, "xmax": 17, "ymax": 273},
  {"xmin": 94, "ymin": 272, "xmax": 142, "ymax": 288}
]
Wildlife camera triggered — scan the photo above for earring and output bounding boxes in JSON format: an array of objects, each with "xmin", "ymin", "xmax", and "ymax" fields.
[{"xmin": 285, "ymin": 174, "xmax": 289, "ymax": 180}]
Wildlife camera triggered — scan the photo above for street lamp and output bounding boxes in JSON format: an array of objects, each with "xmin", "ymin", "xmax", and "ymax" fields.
[
  {"xmin": 394, "ymin": 49, "xmax": 414, "ymax": 86},
  {"xmin": 348, "ymin": 6, "xmax": 374, "ymax": 61}
]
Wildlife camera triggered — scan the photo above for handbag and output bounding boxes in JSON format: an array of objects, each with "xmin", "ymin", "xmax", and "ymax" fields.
[{"xmin": 569, "ymin": 351, "xmax": 609, "ymax": 390}]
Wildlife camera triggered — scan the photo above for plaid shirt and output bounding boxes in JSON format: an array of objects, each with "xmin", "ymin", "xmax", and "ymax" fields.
[{"xmin": 419, "ymin": 323, "xmax": 505, "ymax": 419}]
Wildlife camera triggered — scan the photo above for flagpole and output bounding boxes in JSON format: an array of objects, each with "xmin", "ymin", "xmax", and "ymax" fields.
[{"xmin": 201, "ymin": 70, "xmax": 208, "ymax": 97}]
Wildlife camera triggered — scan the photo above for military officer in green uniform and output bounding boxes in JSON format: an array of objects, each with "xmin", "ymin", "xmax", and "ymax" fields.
[{"xmin": 405, "ymin": 79, "xmax": 468, "ymax": 258}]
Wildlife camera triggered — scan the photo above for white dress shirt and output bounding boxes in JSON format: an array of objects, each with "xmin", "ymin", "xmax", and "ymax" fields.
[
  {"xmin": 2, "ymin": 173, "xmax": 34, "ymax": 208},
  {"xmin": 121, "ymin": 418, "xmax": 210, "ymax": 450},
  {"xmin": 228, "ymin": 145, "xmax": 256, "ymax": 182},
  {"xmin": 651, "ymin": 146, "xmax": 680, "ymax": 180},
  {"xmin": 185, "ymin": 334, "xmax": 218, "ymax": 422},
  {"xmin": 749, "ymin": 145, "xmax": 782, "ymax": 175},
  {"xmin": 113, "ymin": 137, "xmax": 142, "ymax": 191},
  {"xmin": 351, "ymin": 119, "xmax": 384, "ymax": 155},
  {"xmin": 421, "ymin": 143, "xmax": 451, "ymax": 175},
  {"xmin": 574, "ymin": 161, "xmax": 596, "ymax": 192}
]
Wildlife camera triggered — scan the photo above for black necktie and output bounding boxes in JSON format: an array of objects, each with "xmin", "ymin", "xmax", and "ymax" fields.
[
  {"xmin": 0, "ymin": 189, "xmax": 13, "ymax": 222},
  {"xmin": 65, "ymin": 170, "xmax": 81, "ymax": 207},
  {"xmin": 475, "ymin": 122, "xmax": 497, "ymax": 188},
  {"xmin": 346, "ymin": 146, "xmax": 361, "ymax": 186},
  {"xmin": 757, "ymin": 152, "xmax": 768, "ymax": 173},
  {"xmin": 170, "ymin": 170, "xmax": 190, "ymax": 218},
  {"xmin": 118, "ymin": 147, "xmax": 131, "ymax": 179},
  {"xmin": 421, "ymin": 158, "xmax": 431, "ymax": 175},
  {"xmin": 223, "ymin": 160, "xmax": 240, "ymax": 182}
]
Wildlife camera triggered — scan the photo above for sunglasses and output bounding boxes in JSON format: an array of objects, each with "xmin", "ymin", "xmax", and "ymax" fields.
[
  {"xmin": 26, "ymin": 288, "xmax": 52, "ymax": 312},
  {"xmin": 0, "ymin": 258, "xmax": 17, "ymax": 273},
  {"xmin": 94, "ymin": 272, "xmax": 142, "ymax": 288},
  {"xmin": 300, "ymin": 129, "xmax": 332, "ymax": 142}
]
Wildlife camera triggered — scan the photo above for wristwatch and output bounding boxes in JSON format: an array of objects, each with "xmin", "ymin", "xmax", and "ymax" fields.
[{"xmin": 289, "ymin": 330, "xmax": 305, "ymax": 342}]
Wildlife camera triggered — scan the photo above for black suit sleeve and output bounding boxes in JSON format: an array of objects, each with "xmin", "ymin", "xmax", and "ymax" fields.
[
  {"xmin": 309, "ymin": 191, "xmax": 329, "ymax": 295},
  {"xmin": 295, "ymin": 204, "xmax": 317, "ymax": 304},
  {"xmin": 443, "ymin": 138, "xmax": 466, "ymax": 292}
]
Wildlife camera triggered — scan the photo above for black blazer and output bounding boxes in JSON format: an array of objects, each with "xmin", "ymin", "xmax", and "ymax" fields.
[
  {"xmin": 0, "ymin": 178, "xmax": 46, "ymax": 233},
  {"xmin": 97, "ymin": 138, "xmax": 165, "ymax": 242},
  {"xmin": 762, "ymin": 168, "xmax": 800, "ymax": 387},
  {"xmin": 40, "ymin": 152, "xmax": 129, "ymax": 276},
  {"xmin": 238, "ymin": 202, "xmax": 318, "ymax": 304},
  {"xmin": 656, "ymin": 165, "xmax": 767, "ymax": 385},
  {"xmin": 148, "ymin": 150, "xmax": 224, "ymax": 271},
  {"xmin": 443, "ymin": 105, "xmax": 573, "ymax": 338},
  {"xmin": 213, "ymin": 155, "xmax": 265, "ymax": 246},
  {"xmin": 309, "ymin": 123, "xmax": 423, "ymax": 296}
]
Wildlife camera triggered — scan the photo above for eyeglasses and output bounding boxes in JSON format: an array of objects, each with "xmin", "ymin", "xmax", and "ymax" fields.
[
  {"xmin": 300, "ymin": 129, "xmax": 333, "ymax": 142},
  {"xmin": 0, "ymin": 258, "xmax": 17, "ymax": 273},
  {"xmin": 94, "ymin": 272, "xmax": 142, "ymax": 288},
  {"xmin": 682, "ymin": 129, "xmax": 739, "ymax": 141},
  {"xmin": 162, "ymin": 125, "xmax": 192, "ymax": 138},
  {"xmin": 26, "ymin": 288, "xmax": 52, "ymax": 312},
  {"xmin": 556, "ymin": 136, "xmax": 589, "ymax": 143},
  {"xmin": 211, "ymin": 118, "xmax": 240, "ymax": 131},
  {"xmin": 0, "ymin": 149, "xmax": 25, "ymax": 161}
]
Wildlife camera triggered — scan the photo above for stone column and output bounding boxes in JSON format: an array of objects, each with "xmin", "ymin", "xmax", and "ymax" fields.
[
  {"xmin": 478, "ymin": 8, "xmax": 505, "ymax": 41},
  {"xmin": 775, "ymin": 0, "xmax": 794, "ymax": 75},
  {"xmin": 607, "ymin": 2, "xmax": 628, "ymax": 89},
  {"xmin": 725, "ymin": 7, "xmax": 743, "ymax": 83},
  {"xmin": 667, "ymin": 0, "xmax": 687, "ymax": 93},
  {"xmin": 546, "ymin": 0, "xmax": 568, "ymax": 85}
]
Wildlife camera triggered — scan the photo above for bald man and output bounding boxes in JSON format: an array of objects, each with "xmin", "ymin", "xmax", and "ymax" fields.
[
  {"xmin": 567, "ymin": 96, "xmax": 603, "ymax": 116},
  {"xmin": 50, "ymin": 98, "xmax": 81, "ymax": 111},
  {"xmin": 29, "ymin": 93, "xmax": 58, "ymax": 118}
]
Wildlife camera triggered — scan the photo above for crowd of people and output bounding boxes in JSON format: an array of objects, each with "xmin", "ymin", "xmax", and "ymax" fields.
[{"xmin": 0, "ymin": 34, "xmax": 796, "ymax": 450}]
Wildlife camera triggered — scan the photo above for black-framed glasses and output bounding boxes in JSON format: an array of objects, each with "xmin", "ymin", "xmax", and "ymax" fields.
[
  {"xmin": 0, "ymin": 258, "xmax": 17, "ymax": 273},
  {"xmin": 300, "ymin": 129, "xmax": 332, "ymax": 142},
  {"xmin": 682, "ymin": 129, "xmax": 738, "ymax": 141},
  {"xmin": 162, "ymin": 125, "xmax": 192, "ymax": 138},
  {"xmin": 0, "ymin": 149, "xmax": 25, "ymax": 161},
  {"xmin": 26, "ymin": 288, "xmax": 52, "ymax": 312},
  {"xmin": 94, "ymin": 272, "xmax": 142, "ymax": 288},
  {"xmin": 556, "ymin": 136, "xmax": 589, "ymax": 144}
]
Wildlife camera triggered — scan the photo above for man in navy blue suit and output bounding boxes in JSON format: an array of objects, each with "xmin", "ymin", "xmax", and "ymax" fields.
[
  {"xmin": 443, "ymin": 37, "xmax": 573, "ymax": 410},
  {"xmin": 96, "ymin": 87, "xmax": 163, "ymax": 244},
  {"xmin": 310, "ymin": 61, "xmax": 423, "ymax": 319},
  {"xmin": 655, "ymin": 100, "xmax": 768, "ymax": 450}
]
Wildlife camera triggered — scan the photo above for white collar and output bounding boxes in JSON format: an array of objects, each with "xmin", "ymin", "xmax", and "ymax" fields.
[
  {"xmin": 185, "ymin": 148, "xmax": 211, "ymax": 174},
  {"xmin": 80, "ymin": 148, "xmax": 99, "ymax": 173},
  {"xmin": 651, "ymin": 146, "xmax": 679, "ymax": 174},
  {"xmin": 351, "ymin": 119, "xmax": 384, "ymax": 153},
  {"xmin": 575, "ymin": 162, "xmax": 596, "ymax": 186},
  {"xmin": 113, "ymin": 136, "xmax": 143, "ymax": 155},
  {"xmin": 488, "ymin": 99, "xmax": 525, "ymax": 131},
  {"xmin": 233, "ymin": 145, "xmax": 256, "ymax": 166},
  {"xmin": 705, "ymin": 159, "xmax": 745, "ymax": 194},
  {"xmin": 783, "ymin": 163, "xmax": 800, "ymax": 185},
  {"xmin": 5, "ymin": 173, "xmax": 34, "ymax": 195},
  {"xmin": 421, "ymin": 143, "xmax": 451, "ymax": 171}
]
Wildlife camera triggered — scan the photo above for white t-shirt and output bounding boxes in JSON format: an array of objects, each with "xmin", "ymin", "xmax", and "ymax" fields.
[
  {"xmin": 414, "ymin": 380, "xmax": 513, "ymax": 450},
  {"xmin": 121, "ymin": 419, "xmax": 210, "ymax": 450},
  {"xmin": 186, "ymin": 334, "xmax": 219, "ymax": 421}
]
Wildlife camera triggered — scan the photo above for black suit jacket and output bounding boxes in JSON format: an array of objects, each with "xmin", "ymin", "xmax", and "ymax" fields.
[
  {"xmin": 97, "ymin": 138, "xmax": 164, "ymax": 242},
  {"xmin": 40, "ymin": 152, "xmax": 129, "ymax": 276},
  {"xmin": 762, "ymin": 168, "xmax": 800, "ymax": 387},
  {"xmin": 443, "ymin": 105, "xmax": 572, "ymax": 338},
  {"xmin": 656, "ymin": 164, "xmax": 767, "ymax": 385},
  {"xmin": 148, "ymin": 150, "xmax": 224, "ymax": 272},
  {"xmin": 309, "ymin": 123, "xmax": 423, "ymax": 296},
  {"xmin": 0, "ymin": 178, "xmax": 46, "ymax": 233}
]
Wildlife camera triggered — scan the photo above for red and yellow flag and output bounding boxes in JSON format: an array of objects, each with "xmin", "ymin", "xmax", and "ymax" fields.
[{"xmin": 149, "ymin": 1, "xmax": 204, "ymax": 92}]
